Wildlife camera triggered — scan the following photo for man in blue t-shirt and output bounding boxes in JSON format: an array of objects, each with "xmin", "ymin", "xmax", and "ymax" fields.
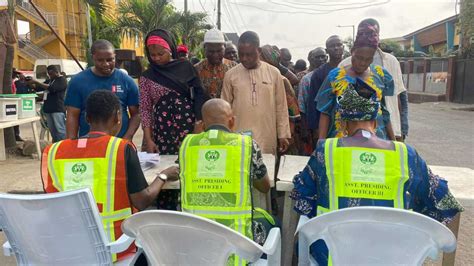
[{"xmin": 65, "ymin": 40, "xmax": 140, "ymax": 140}]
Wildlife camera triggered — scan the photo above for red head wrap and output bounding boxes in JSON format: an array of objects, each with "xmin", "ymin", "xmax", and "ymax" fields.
[
  {"xmin": 177, "ymin": 44, "xmax": 189, "ymax": 54},
  {"xmin": 146, "ymin": 36, "xmax": 171, "ymax": 51}
]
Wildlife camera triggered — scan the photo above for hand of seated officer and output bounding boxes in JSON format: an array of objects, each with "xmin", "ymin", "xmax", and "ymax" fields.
[{"xmin": 159, "ymin": 166, "xmax": 180, "ymax": 181}]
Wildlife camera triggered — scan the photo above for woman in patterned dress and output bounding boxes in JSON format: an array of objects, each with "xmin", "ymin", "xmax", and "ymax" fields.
[
  {"xmin": 316, "ymin": 22, "xmax": 395, "ymax": 140},
  {"xmin": 139, "ymin": 29, "xmax": 208, "ymax": 209}
]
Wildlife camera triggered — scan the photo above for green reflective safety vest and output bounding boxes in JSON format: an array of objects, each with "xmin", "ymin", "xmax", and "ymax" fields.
[
  {"xmin": 320, "ymin": 138, "xmax": 410, "ymax": 265},
  {"xmin": 180, "ymin": 129, "xmax": 254, "ymax": 266}
]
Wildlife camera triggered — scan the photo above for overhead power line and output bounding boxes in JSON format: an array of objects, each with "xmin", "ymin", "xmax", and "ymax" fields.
[
  {"xmin": 228, "ymin": 0, "xmax": 391, "ymax": 15},
  {"xmin": 269, "ymin": 0, "xmax": 381, "ymax": 7},
  {"xmin": 224, "ymin": 0, "xmax": 247, "ymax": 32},
  {"xmin": 198, "ymin": 0, "xmax": 216, "ymax": 27},
  {"xmin": 234, "ymin": 2, "xmax": 248, "ymax": 29},
  {"xmin": 222, "ymin": 0, "xmax": 241, "ymax": 34}
]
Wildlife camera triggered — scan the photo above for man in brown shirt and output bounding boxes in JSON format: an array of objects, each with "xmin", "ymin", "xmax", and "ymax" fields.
[
  {"xmin": 221, "ymin": 31, "xmax": 291, "ymax": 154},
  {"xmin": 195, "ymin": 29, "xmax": 237, "ymax": 98}
]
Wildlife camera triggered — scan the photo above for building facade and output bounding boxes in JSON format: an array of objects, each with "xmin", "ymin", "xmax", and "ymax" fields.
[
  {"xmin": 2, "ymin": 0, "xmax": 143, "ymax": 71},
  {"xmin": 389, "ymin": 15, "xmax": 460, "ymax": 56}
]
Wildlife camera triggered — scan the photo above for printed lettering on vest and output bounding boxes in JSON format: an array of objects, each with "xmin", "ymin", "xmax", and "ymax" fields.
[{"xmin": 63, "ymin": 161, "xmax": 94, "ymax": 190}]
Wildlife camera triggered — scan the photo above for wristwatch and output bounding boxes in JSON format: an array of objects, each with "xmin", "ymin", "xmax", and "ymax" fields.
[{"xmin": 157, "ymin": 173, "xmax": 168, "ymax": 182}]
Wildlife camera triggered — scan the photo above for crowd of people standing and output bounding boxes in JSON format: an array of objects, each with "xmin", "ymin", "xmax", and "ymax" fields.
[
  {"xmin": 25, "ymin": 18, "xmax": 411, "ymax": 160},
  {"xmin": 32, "ymin": 16, "xmax": 464, "ymax": 266},
  {"xmin": 30, "ymin": 18, "xmax": 414, "ymax": 210}
]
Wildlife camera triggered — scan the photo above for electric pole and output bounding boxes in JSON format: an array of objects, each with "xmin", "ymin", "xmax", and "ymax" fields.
[
  {"xmin": 184, "ymin": 0, "xmax": 188, "ymax": 13},
  {"xmin": 217, "ymin": 0, "xmax": 221, "ymax": 30}
]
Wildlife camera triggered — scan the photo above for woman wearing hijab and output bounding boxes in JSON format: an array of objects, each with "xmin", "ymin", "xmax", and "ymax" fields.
[
  {"xmin": 316, "ymin": 22, "xmax": 395, "ymax": 140},
  {"xmin": 139, "ymin": 29, "xmax": 207, "ymax": 210}
]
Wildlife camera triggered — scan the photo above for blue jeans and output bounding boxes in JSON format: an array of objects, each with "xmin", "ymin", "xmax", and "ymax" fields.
[{"xmin": 45, "ymin": 112, "xmax": 66, "ymax": 142}]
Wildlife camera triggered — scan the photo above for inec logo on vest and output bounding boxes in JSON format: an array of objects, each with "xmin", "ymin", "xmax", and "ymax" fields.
[
  {"xmin": 359, "ymin": 152, "xmax": 377, "ymax": 175},
  {"xmin": 205, "ymin": 150, "xmax": 220, "ymax": 162},
  {"xmin": 204, "ymin": 150, "xmax": 220, "ymax": 171},
  {"xmin": 71, "ymin": 163, "xmax": 88, "ymax": 183},
  {"xmin": 359, "ymin": 152, "xmax": 377, "ymax": 165}
]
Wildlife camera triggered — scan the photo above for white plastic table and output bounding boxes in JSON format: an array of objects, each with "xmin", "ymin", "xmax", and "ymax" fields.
[
  {"xmin": 275, "ymin": 155, "xmax": 310, "ymax": 266},
  {"xmin": 143, "ymin": 154, "xmax": 277, "ymax": 211},
  {"xmin": 0, "ymin": 116, "xmax": 41, "ymax": 161}
]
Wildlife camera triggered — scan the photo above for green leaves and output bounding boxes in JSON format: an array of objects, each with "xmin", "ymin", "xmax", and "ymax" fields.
[{"xmin": 112, "ymin": 0, "xmax": 211, "ymax": 55}]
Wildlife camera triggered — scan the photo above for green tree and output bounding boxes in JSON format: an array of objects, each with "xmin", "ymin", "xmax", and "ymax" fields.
[
  {"xmin": 177, "ymin": 11, "xmax": 212, "ymax": 51},
  {"xmin": 113, "ymin": 0, "xmax": 181, "ymax": 44},
  {"xmin": 459, "ymin": 0, "xmax": 473, "ymax": 59},
  {"xmin": 379, "ymin": 40, "xmax": 402, "ymax": 55},
  {"xmin": 112, "ymin": 0, "xmax": 210, "ymax": 53},
  {"xmin": 83, "ymin": 0, "xmax": 121, "ymax": 66}
]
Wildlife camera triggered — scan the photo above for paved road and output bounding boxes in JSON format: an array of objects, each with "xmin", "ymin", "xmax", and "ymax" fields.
[{"xmin": 405, "ymin": 102, "xmax": 473, "ymax": 168}]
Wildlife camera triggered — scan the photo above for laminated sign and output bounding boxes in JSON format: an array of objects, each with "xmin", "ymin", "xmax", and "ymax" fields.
[
  {"xmin": 352, "ymin": 151, "xmax": 385, "ymax": 183},
  {"xmin": 23, "ymin": 99, "xmax": 33, "ymax": 111},
  {"xmin": 193, "ymin": 149, "xmax": 234, "ymax": 192},
  {"xmin": 63, "ymin": 162, "xmax": 94, "ymax": 190},
  {"xmin": 342, "ymin": 150, "xmax": 393, "ymax": 199},
  {"xmin": 198, "ymin": 149, "xmax": 227, "ymax": 178},
  {"xmin": 5, "ymin": 104, "xmax": 17, "ymax": 115}
]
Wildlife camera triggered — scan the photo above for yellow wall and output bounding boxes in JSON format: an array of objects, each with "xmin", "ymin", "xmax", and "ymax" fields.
[
  {"xmin": 454, "ymin": 24, "xmax": 460, "ymax": 46},
  {"xmin": 431, "ymin": 43, "xmax": 447, "ymax": 54},
  {"xmin": 18, "ymin": 58, "xmax": 33, "ymax": 70},
  {"xmin": 13, "ymin": 0, "xmax": 144, "ymax": 69},
  {"xmin": 13, "ymin": 0, "xmax": 87, "ymax": 69},
  {"xmin": 121, "ymin": 36, "xmax": 144, "ymax": 56},
  {"xmin": 105, "ymin": 0, "xmax": 144, "ymax": 56}
]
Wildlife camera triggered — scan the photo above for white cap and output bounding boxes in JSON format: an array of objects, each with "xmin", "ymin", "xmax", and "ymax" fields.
[{"xmin": 203, "ymin": 29, "xmax": 225, "ymax": 44}]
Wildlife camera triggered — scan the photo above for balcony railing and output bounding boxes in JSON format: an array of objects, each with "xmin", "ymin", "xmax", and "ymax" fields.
[{"xmin": 18, "ymin": 38, "xmax": 56, "ymax": 61}]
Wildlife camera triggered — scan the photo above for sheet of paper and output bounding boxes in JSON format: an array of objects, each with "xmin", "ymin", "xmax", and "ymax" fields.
[{"xmin": 138, "ymin": 152, "xmax": 160, "ymax": 171}]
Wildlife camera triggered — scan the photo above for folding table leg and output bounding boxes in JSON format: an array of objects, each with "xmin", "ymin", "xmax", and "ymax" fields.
[
  {"xmin": 0, "ymin": 129, "xmax": 5, "ymax": 161},
  {"xmin": 442, "ymin": 213, "xmax": 461, "ymax": 266},
  {"xmin": 31, "ymin": 121, "xmax": 41, "ymax": 160},
  {"xmin": 281, "ymin": 191, "xmax": 298, "ymax": 266}
]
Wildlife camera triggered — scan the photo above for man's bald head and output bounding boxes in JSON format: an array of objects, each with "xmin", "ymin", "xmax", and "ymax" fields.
[{"xmin": 202, "ymin": 99, "xmax": 234, "ymax": 129}]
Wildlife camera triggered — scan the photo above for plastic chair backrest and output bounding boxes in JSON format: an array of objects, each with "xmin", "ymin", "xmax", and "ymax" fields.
[
  {"xmin": 0, "ymin": 188, "xmax": 112, "ymax": 265},
  {"xmin": 121, "ymin": 210, "xmax": 265, "ymax": 265},
  {"xmin": 296, "ymin": 207, "xmax": 456, "ymax": 265}
]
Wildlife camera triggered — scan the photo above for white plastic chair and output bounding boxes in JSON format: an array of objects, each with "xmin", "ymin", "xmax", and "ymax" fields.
[
  {"xmin": 296, "ymin": 207, "xmax": 457, "ymax": 266},
  {"xmin": 121, "ymin": 210, "xmax": 281, "ymax": 266},
  {"xmin": 0, "ymin": 188, "xmax": 137, "ymax": 265}
]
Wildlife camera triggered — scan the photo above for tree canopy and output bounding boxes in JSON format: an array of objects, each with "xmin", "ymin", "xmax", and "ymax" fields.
[{"xmin": 111, "ymin": 0, "xmax": 211, "ymax": 54}]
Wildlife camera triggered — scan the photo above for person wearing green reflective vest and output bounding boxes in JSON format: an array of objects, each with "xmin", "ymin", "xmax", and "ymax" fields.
[
  {"xmin": 179, "ymin": 99, "xmax": 278, "ymax": 265},
  {"xmin": 291, "ymin": 78, "xmax": 463, "ymax": 265}
]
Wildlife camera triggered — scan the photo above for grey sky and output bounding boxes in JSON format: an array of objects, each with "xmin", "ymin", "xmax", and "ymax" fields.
[
  {"xmin": 4, "ymin": 0, "xmax": 458, "ymax": 61},
  {"xmin": 173, "ymin": 0, "xmax": 458, "ymax": 61}
]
